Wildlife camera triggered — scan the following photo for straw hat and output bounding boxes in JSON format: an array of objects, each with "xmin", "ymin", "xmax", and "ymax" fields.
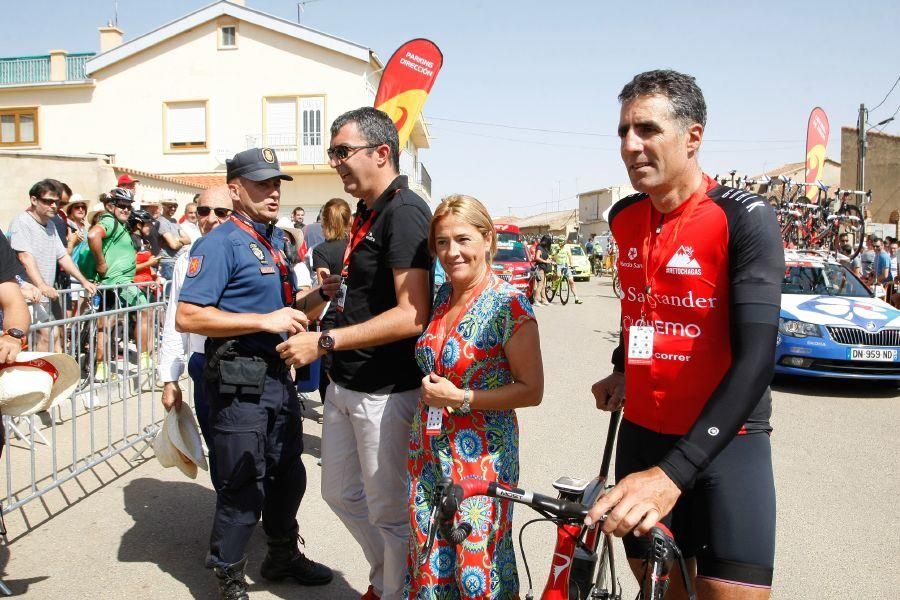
[
  {"xmin": 86, "ymin": 200, "xmax": 110, "ymax": 225},
  {"xmin": 152, "ymin": 404, "xmax": 208, "ymax": 479},
  {"xmin": 0, "ymin": 352, "xmax": 80, "ymax": 416},
  {"xmin": 139, "ymin": 190, "xmax": 162, "ymax": 206},
  {"xmin": 275, "ymin": 216, "xmax": 304, "ymax": 247}
]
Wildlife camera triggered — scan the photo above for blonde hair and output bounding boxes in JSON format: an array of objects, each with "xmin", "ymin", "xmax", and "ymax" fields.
[
  {"xmin": 429, "ymin": 194, "xmax": 497, "ymax": 259},
  {"xmin": 321, "ymin": 197, "xmax": 351, "ymax": 241}
]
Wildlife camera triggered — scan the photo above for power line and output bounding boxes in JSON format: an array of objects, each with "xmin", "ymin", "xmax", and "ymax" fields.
[
  {"xmin": 870, "ymin": 74, "xmax": 900, "ymax": 113},
  {"xmin": 428, "ymin": 116, "xmax": 801, "ymax": 144},
  {"xmin": 872, "ymin": 101, "xmax": 900, "ymax": 133},
  {"xmin": 430, "ymin": 124, "xmax": 796, "ymax": 154}
]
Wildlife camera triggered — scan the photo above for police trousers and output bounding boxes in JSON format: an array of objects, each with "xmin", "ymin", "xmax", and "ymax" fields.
[{"xmin": 206, "ymin": 369, "xmax": 306, "ymax": 568}]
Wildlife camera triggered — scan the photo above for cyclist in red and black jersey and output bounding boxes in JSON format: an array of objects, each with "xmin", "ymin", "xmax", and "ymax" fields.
[{"xmin": 586, "ymin": 70, "xmax": 783, "ymax": 599}]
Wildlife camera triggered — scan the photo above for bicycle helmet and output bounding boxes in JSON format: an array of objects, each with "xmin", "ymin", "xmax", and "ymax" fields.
[
  {"xmin": 108, "ymin": 187, "xmax": 134, "ymax": 203},
  {"xmin": 128, "ymin": 209, "xmax": 152, "ymax": 230}
]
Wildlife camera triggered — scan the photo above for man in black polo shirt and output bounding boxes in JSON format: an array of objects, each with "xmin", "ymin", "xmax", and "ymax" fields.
[{"xmin": 277, "ymin": 107, "xmax": 432, "ymax": 600}]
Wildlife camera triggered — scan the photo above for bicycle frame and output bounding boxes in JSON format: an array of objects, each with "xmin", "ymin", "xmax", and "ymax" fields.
[{"xmin": 421, "ymin": 409, "xmax": 684, "ymax": 600}]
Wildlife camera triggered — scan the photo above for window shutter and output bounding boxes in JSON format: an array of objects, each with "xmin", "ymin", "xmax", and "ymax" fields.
[
  {"xmin": 300, "ymin": 97, "xmax": 324, "ymax": 164},
  {"xmin": 266, "ymin": 98, "xmax": 297, "ymax": 147},
  {"xmin": 168, "ymin": 102, "xmax": 206, "ymax": 146}
]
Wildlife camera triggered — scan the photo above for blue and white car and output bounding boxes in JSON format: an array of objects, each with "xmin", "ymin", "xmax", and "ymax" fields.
[{"xmin": 776, "ymin": 250, "xmax": 900, "ymax": 380}]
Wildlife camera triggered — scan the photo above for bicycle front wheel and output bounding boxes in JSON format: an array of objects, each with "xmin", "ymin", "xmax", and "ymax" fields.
[
  {"xmin": 545, "ymin": 279, "xmax": 556, "ymax": 303},
  {"xmin": 560, "ymin": 277, "xmax": 570, "ymax": 305}
]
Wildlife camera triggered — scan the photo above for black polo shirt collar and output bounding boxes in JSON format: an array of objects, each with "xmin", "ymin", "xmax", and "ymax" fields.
[{"xmin": 364, "ymin": 175, "xmax": 409, "ymax": 217}]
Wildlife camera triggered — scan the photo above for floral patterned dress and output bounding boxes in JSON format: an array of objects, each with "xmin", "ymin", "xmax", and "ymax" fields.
[{"xmin": 407, "ymin": 275, "xmax": 536, "ymax": 600}]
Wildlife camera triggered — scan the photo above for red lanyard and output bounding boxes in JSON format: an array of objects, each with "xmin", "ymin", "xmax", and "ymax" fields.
[
  {"xmin": 429, "ymin": 272, "xmax": 492, "ymax": 376},
  {"xmin": 230, "ymin": 215, "xmax": 293, "ymax": 307},
  {"xmin": 0, "ymin": 358, "xmax": 59, "ymax": 381},
  {"xmin": 341, "ymin": 208, "xmax": 378, "ymax": 277}
]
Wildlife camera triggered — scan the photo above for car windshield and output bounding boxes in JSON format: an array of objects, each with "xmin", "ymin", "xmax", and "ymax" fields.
[
  {"xmin": 781, "ymin": 264, "xmax": 870, "ymax": 297},
  {"xmin": 497, "ymin": 232, "xmax": 519, "ymax": 245},
  {"xmin": 494, "ymin": 244, "xmax": 529, "ymax": 262},
  {"xmin": 568, "ymin": 245, "xmax": 585, "ymax": 256}
]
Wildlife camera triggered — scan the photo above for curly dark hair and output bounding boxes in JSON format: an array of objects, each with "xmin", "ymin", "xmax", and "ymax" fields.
[{"xmin": 618, "ymin": 70, "xmax": 707, "ymax": 129}]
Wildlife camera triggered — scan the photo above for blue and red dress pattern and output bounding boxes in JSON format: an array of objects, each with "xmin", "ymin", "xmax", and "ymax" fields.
[{"xmin": 407, "ymin": 276, "xmax": 535, "ymax": 599}]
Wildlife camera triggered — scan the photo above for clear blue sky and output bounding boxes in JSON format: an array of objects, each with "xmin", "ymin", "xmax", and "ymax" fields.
[{"xmin": 2, "ymin": 0, "xmax": 898, "ymax": 216}]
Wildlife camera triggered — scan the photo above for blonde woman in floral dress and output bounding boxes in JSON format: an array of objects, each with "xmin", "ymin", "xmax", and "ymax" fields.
[{"xmin": 407, "ymin": 195, "xmax": 544, "ymax": 599}]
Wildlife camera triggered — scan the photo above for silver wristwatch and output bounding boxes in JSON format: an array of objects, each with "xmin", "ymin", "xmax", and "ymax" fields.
[{"xmin": 459, "ymin": 389, "xmax": 472, "ymax": 414}]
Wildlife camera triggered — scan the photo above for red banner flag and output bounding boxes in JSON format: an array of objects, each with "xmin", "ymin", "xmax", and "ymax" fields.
[
  {"xmin": 805, "ymin": 107, "xmax": 830, "ymax": 201},
  {"xmin": 374, "ymin": 39, "xmax": 443, "ymax": 148}
]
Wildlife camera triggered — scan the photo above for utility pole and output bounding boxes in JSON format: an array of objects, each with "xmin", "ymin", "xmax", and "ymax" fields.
[{"xmin": 856, "ymin": 103, "xmax": 867, "ymax": 192}]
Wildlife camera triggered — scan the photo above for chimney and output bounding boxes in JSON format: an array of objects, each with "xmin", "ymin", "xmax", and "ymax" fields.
[
  {"xmin": 49, "ymin": 50, "xmax": 68, "ymax": 81},
  {"xmin": 99, "ymin": 25, "xmax": 124, "ymax": 53}
]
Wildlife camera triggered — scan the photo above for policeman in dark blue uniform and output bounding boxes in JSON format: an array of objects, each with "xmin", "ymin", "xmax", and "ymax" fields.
[{"xmin": 176, "ymin": 148, "xmax": 332, "ymax": 599}]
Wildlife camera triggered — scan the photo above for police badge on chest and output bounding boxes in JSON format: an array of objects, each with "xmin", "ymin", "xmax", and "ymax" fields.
[{"xmin": 249, "ymin": 242, "xmax": 275, "ymax": 274}]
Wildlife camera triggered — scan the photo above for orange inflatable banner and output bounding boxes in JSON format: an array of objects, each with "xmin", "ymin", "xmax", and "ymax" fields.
[
  {"xmin": 374, "ymin": 39, "xmax": 443, "ymax": 148},
  {"xmin": 804, "ymin": 107, "xmax": 829, "ymax": 201}
]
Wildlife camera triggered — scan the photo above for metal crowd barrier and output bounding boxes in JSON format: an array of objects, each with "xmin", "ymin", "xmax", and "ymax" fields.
[{"xmin": 1, "ymin": 279, "xmax": 188, "ymax": 518}]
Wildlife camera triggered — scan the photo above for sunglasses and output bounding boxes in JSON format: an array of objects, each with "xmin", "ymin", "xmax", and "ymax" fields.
[
  {"xmin": 197, "ymin": 206, "xmax": 232, "ymax": 218},
  {"xmin": 115, "ymin": 203, "xmax": 133, "ymax": 211},
  {"xmin": 35, "ymin": 197, "xmax": 60, "ymax": 205},
  {"xmin": 326, "ymin": 144, "xmax": 379, "ymax": 161}
]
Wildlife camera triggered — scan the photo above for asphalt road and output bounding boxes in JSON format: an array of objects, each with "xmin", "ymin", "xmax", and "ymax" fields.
[{"xmin": 2, "ymin": 276, "xmax": 898, "ymax": 599}]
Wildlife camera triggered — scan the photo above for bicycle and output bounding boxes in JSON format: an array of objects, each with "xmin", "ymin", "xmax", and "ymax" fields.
[
  {"xmin": 418, "ymin": 410, "xmax": 695, "ymax": 600},
  {"xmin": 545, "ymin": 265, "xmax": 571, "ymax": 305}
]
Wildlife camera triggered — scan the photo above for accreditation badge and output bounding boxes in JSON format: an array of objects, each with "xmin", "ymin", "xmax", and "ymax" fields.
[
  {"xmin": 627, "ymin": 326, "xmax": 654, "ymax": 365},
  {"xmin": 332, "ymin": 277, "xmax": 348, "ymax": 313}
]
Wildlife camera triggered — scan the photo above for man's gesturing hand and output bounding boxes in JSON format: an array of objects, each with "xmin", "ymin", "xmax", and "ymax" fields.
[
  {"xmin": 592, "ymin": 371, "xmax": 625, "ymax": 411},
  {"xmin": 276, "ymin": 332, "xmax": 324, "ymax": 368},
  {"xmin": 584, "ymin": 466, "xmax": 680, "ymax": 537},
  {"xmin": 263, "ymin": 307, "xmax": 308, "ymax": 335}
]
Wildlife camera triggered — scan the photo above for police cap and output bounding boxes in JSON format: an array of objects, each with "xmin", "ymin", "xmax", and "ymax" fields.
[{"xmin": 226, "ymin": 147, "xmax": 294, "ymax": 182}]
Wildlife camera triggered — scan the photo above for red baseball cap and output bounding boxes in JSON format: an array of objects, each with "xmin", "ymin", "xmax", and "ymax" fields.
[{"xmin": 117, "ymin": 174, "xmax": 139, "ymax": 186}]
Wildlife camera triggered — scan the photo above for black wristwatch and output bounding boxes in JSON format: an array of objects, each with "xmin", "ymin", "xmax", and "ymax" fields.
[
  {"xmin": 2, "ymin": 328, "xmax": 27, "ymax": 349},
  {"xmin": 318, "ymin": 331, "xmax": 336, "ymax": 353}
]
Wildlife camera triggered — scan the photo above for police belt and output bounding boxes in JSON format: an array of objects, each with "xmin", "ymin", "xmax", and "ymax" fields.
[{"xmin": 204, "ymin": 338, "xmax": 287, "ymax": 396}]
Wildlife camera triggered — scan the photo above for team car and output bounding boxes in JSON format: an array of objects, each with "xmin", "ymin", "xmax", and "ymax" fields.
[
  {"xmin": 775, "ymin": 249, "xmax": 900, "ymax": 380},
  {"xmin": 563, "ymin": 243, "xmax": 592, "ymax": 281},
  {"xmin": 492, "ymin": 241, "xmax": 535, "ymax": 302}
]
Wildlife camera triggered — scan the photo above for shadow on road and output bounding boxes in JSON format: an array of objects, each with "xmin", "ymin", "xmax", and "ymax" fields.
[
  {"xmin": 772, "ymin": 374, "xmax": 899, "ymax": 398},
  {"xmin": 118, "ymin": 477, "xmax": 357, "ymax": 599},
  {"xmin": 0, "ymin": 543, "xmax": 49, "ymax": 596}
]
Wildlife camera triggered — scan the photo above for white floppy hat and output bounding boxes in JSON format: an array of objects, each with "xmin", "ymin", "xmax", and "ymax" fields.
[
  {"xmin": 140, "ymin": 190, "xmax": 162, "ymax": 206},
  {"xmin": 152, "ymin": 404, "xmax": 208, "ymax": 479},
  {"xmin": 0, "ymin": 352, "xmax": 80, "ymax": 416},
  {"xmin": 275, "ymin": 216, "xmax": 304, "ymax": 247},
  {"xmin": 86, "ymin": 200, "xmax": 110, "ymax": 224}
]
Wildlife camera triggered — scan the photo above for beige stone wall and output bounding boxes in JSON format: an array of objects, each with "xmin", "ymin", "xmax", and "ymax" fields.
[
  {"xmin": 577, "ymin": 184, "xmax": 636, "ymax": 238},
  {"xmin": 0, "ymin": 152, "xmax": 116, "ymax": 231},
  {"xmin": 840, "ymin": 127, "xmax": 900, "ymax": 224}
]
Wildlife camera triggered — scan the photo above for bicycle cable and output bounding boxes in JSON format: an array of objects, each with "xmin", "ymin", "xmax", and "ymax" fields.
[{"xmin": 517, "ymin": 516, "xmax": 559, "ymax": 600}]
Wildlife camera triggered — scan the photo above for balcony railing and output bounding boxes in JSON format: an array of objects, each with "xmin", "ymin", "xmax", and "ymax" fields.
[
  {"xmin": 0, "ymin": 56, "xmax": 49, "ymax": 85},
  {"xmin": 419, "ymin": 162, "xmax": 432, "ymax": 198},
  {"xmin": 0, "ymin": 53, "xmax": 95, "ymax": 85},
  {"xmin": 65, "ymin": 53, "xmax": 93, "ymax": 81},
  {"xmin": 401, "ymin": 162, "xmax": 432, "ymax": 199}
]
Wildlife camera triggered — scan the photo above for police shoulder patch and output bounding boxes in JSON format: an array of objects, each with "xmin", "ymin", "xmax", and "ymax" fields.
[{"xmin": 187, "ymin": 255, "xmax": 204, "ymax": 277}]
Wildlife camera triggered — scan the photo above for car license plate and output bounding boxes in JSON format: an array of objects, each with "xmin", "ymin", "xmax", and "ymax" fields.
[{"xmin": 848, "ymin": 348, "xmax": 897, "ymax": 362}]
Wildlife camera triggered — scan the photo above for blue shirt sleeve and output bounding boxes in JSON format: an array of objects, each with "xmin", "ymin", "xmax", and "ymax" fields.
[{"xmin": 179, "ymin": 235, "xmax": 233, "ymax": 307}]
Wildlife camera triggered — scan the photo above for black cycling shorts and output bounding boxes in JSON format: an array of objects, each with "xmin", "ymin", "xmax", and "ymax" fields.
[{"xmin": 616, "ymin": 419, "xmax": 776, "ymax": 588}]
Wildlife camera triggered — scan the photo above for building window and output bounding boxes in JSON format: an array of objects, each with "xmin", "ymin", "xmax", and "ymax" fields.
[
  {"xmin": 300, "ymin": 97, "xmax": 324, "ymax": 164},
  {"xmin": 0, "ymin": 107, "xmax": 38, "ymax": 146},
  {"xmin": 220, "ymin": 25, "xmax": 237, "ymax": 49},
  {"xmin": 165, "ymin": 101, "xmax": 207, "ymax": 150}
]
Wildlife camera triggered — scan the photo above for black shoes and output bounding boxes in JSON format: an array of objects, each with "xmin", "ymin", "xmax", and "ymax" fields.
[
  {"xmin": 214, "ymin": 557, "xmax": 250, "ymax": 600},
  {"xmin": 260, "ymin": 534, "xmax": 334, "ymax": 586}
]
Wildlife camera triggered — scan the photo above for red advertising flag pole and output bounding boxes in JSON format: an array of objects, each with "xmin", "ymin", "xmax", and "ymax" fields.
[
  {"xmin": 374, "ymin": 39, "xmax": 443, "ymax": 148},
  {"xmin": 805, "ymin": 107, "xmax": 830, "ymax": 201}
]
